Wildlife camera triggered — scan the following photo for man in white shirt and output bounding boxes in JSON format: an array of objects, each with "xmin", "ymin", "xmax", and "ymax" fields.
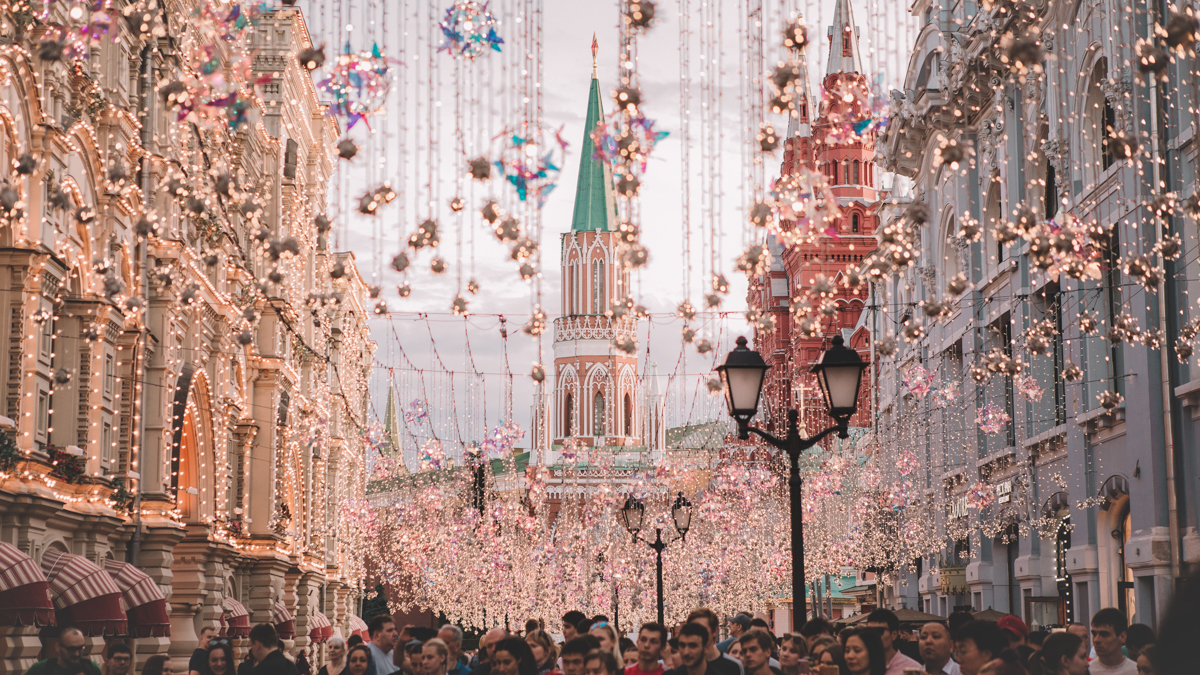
[
  {"xmin": 1087, "ymin": 608, "xmax": 1137, "ymax": 675},
  {"xmin": 918, "ymin": 622, "xmax": 960, "ymax": 675}
]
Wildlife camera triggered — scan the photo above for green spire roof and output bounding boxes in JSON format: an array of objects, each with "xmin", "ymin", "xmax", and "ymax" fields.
[{"xmin": 570, "ymin": 76, "xmax": 619, "ymax": 232}]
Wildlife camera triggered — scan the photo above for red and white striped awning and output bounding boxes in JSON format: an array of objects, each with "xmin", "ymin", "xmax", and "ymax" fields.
[
  {"xmin": 40, "ymin": 550, "xmax": 127, "ymax": 636},
  {"xmin": 309, "ymin": 612, "xmax": 331, "ymax": 643},
  {"xmin": 102, "ymin": 559, "xmax": 170, "ymax": 638},
  {"xmin": 348, "ymin": 614, "xmax": 369, "ymax": 639},
  {"xmin": 220, "ymin": 598, "xmax": 251, "ymax": 638},
  {"xmin": 0, "ymin": 542, "xmax": 55, "ymax": 627},
  {"xmin": 273, "ymin": 600, "xmax": 295, "ymax": 639}
]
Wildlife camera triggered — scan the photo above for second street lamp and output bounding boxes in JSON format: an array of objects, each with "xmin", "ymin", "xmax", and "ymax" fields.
[
  {"xmin": 621, "ymin": 492, "xmax": 692, "ymax": 625},
  {"xmin": 717, "ymin": 335, "xmax": 866, "ymax": 628}
]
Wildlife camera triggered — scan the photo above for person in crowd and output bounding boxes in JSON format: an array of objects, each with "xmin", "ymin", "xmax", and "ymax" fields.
[
  {"xmin": 818, "ymin": 643, "xmax": 850, "ymax": 675},
  {"xmin": 839, "ymin": 627, "xmax": 886, "ymax": 675},
  {"xmin": 864, "ymin": 610, "xmax": 921, "ymax": 675},
  {"xmin": 527, "ymin": 621, "xmax": 543, "ymax": 636},
  {"xmin": 576, "ymin": 620, "xmax": 596, "ymax": 638},
  {"xmin": 620, "ymin": 640, "xmax": 638, "ymax": 669},
  {"xmin": 238, "ymin": 647, "xmax": 257, "ymax": 675},
  {"xmin": 1088, "ymin": 609, "xmax": 1136, "ymax": 675},
  {"xmin": 348, "ymin": 646, "xmax": 373, "ymax": 675},
  {"xmin": 809, "ymin": 636, "xmax": 837, "ymax": 667},
  {"xmin": 319, "ymin": 637, "xmax": 347, "ymax": 675},
  {"xmin": 777, "ymin": 635, "xmax": 805, "ymax": 675},
  {"xmin": 143, "ymin": 655, "xmax": 175, "ymax": 675},
  {"xmin": 250, "ymin": 624, "xmax": 299, "ymax": 675},
  {"xmin": 736, "ymin": 630, "xmax": 776, "ymax": 675},
  {"xmin": 717, "ymin": 615, "xmax": 752, "ymax": 654},
  {"xmin": 800, "ymin": 619, "xmax": 835, "ymax": 652},
  {"xmin": 422, "ymin": 639, "xmax": 451, "ymax": 675},
  {"xmin": 526, "ymin": 629, "xmax": 560, "ymax": 675},
  {"xmin": 947, "ymin": 614, "xmax": 974, "ymax": 638},
  {"xmin": 476, "ymin": 629, "xmax": 514, "ymax": 675},
  {"xmin": 585, "ymin": 650, "xmax": 621, "ymax": 675},
  {"xmin": 667, "ymin": 639, "xmax": 683, "ymax": 671},
  {"xmin": 588, "ymin": 622, "xmax": 624, "ymax": 669},
  {"xmin": 26, "ymin": 627, "xmax": 102, "ymax": 675},
  {"xmin": 439, "ymin": 625, "xmax": 472, "ymax": 675},
  {"xmin": 1133, "ymin": 645, "xmax": 1154, "ymax": 675},
  {"xmin": 350, "ymin": 637, "xmax": 365, "ymax": 649},
  {"xmin": 1122, "ymin": 625, "xmax": 1153, "ymax": 661},
  {"xmin": 491, "ymin": 638, "xmax": 538, "ymax": 675},
  {"xmin": 562, "ymin": 637, "xmax": 602, "ymax": 675},
  {"xmin": 996, "ymin": 617, "xmax": 1027, "ymax": 651},
  {"xmin": 662, "ymin": 640, "xmax": 677, "ymax": 671},
  {"xmin": 686, "ymin": 609, "xmax": 743, "ymax": 675},
  {"xmin": 192, "ymin": 627, "xmax": 220, "ymax": 675},
  {"xmin": 1026, "ymin": 632, "xmax": 1085, "ymax": 675},
  {"xmin": 918, "ymin": 621, "xmax": 959, "ymax": 675},
  {"xmin": 725, "ymin": 643, "xmax": 742, "ymax": 664},
  {"xmin": 563, "ymin": 613, "xmax": 588, "ymax": 643},
  {"xmin": 975, "ymin": 651, "xmax": 1025, "ymax": 675},
  {"xmin": 208, "ymin": 641, "xmax": 237, "ymax": 675},
  {"xmin": 297, "ymin": 650, "xmax": 313, "ymax": 675},
  {"xmin": 952, "ymin": 622, "xmax": 1006, "ymax": 675},
  {"xmin": 103, "ymin": 643, "xmax": 133, "ymax": 675},
  {"xmin": 626, "ymin": 623, "xmax": 667, "ymax": 675},
  {"xmin": 1025, "ymin": 633, "xmax": 1046, "ymax": 652},
  {"xmin": 402, "ymin": 641, "xmax": 427, "ymax": 675},
  {"xmin": 1062, "ymin": 626, "xmax": 1088, "ymax": 661},
  {"xmin": 367, "ymin": 616, "xmax": 400, "ymax": 675},
  {"xmin": 665, "ymin": 624, "xmax": 711, "ymax": 675}
]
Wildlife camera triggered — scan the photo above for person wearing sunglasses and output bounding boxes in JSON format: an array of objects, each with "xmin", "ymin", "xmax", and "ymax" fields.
[{"xmin": 26, "ymin": 627, "xmax": 102, "ymax": 675}]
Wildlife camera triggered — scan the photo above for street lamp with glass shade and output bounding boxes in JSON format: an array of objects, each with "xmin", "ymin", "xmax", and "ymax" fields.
[
  {"xmin": 621, "ymin": 493, "xmax": 692, "ymax": 625},
  {"xmin": 717, "ymin": 333, "xmax": 866, "ymax": 630}
]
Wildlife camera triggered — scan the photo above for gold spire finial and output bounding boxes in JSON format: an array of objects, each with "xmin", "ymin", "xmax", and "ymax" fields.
[{"xmin": 591, "ymin": 33, "xmax": 598, "ymax": 77}]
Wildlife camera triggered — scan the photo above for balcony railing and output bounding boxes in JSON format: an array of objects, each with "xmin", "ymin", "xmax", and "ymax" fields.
[{"xmin": 553, "ymin": 315, "xmax": 637, "ymax": 343}]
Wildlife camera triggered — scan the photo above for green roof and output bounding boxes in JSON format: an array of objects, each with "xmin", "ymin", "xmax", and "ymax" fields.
[{"xmin": 570, "ymin": 76, "xmax": 619, "ymax": 232}]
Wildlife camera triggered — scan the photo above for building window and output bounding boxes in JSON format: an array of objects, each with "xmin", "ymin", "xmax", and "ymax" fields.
[
  {"xmin": 799, "ymin": 99, "xmax": 808, "ymax": 122},
  {"xmin": 104, "ymin": 352, "xmax": 114, "ymax": 399},
  {"xmin": 852, "ymin": 214, "xmax": 860, "ymax": 233},
  {"xmin": 36, "ymin": 390, "xmax": 48, "ymax": 440},
  {"xmin": 39, "ymin": 313, "xmax": 52, "ymax": 360},
  {"xmin": 591, "ymin": 260, "xmax": 605, "ymax": 314},
  {"xmin": 102, "ymin": 422, "xmax": 113, "ymax": 466},
  {"xmin": 1102, "ymin": 99, "xmax": 1118, "ymax": 170},
  {"xmin": 623, "ymin": 393, "xmax": 632, "ymax": 436},
  {"xmin": 853, "ymin": 160, "xmax": 860, "ymax": 184},
  {"xmin": 592, "ymin": 391, "xmax": 605, "ymax": 436},
  {"xmin": 564, "ymin": 394, "xmax": 573, "ymax": 437},
  {"xmin": 842, "ymin": 28, "xmax": 852, "ymax": 56}
]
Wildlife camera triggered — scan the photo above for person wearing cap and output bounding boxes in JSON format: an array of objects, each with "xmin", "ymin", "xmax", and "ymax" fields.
[
  {"xmin": 716, "ymin": 615, "xmax": 751, "ymax": 655},
  {"xmin": 997, "ymin": 615, "xmax": 1035, "ymax": 666}
]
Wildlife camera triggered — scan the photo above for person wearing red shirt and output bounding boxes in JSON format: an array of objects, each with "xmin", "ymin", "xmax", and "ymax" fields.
[{"xmin": 625, "ymin": 623, "xmax": 669, "ymax": 675}]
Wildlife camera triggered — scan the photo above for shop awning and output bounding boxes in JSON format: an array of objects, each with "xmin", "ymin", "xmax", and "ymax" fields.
[
  {"xmin": 221, "ymin": 598, "xmax": 251, "ymax": 638},
  {"xmin": 0, "ymin": 542, "xmax": 55, "ymax": 627},
  {"xmin": 40, "ymin": 550, "xmax": 127, "ymax": 636},
  {"xmin": 273, "ymin": 601, "xmax": 295, "ymax": 639},
  {"xmin": 349, "ymin": 614, "xmax": 369, "ymax": 639},
  {"xmin": 102, "ymin": 559, "xmax": 170, "ymax": 638},
  {"xmin": 309, "ymin": 612, "xmax": 331, "ymax": 643}
]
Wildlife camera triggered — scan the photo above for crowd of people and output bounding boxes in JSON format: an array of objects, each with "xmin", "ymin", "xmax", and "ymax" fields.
[{"xmin": 16, "ymin": 604, "xmax": 1166, "ymax": 675}]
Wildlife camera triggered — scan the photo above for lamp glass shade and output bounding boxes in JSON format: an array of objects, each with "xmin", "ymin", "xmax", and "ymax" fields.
[
  {"xmin": 717, "ymin": 336, "xmax": 770, "ymax": 418},
  {"xmin": 811, "ymin": 335, "xmax": 866, "ymax": 418},
  {"xmin": 620, "ymin": 497, "xmax": 644, "ymax": 534},
  {"xmin": 671, "ymin": 493, "xmax": 692, "ymax": 535}
]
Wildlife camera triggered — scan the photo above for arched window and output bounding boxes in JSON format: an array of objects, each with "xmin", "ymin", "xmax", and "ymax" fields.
[
  {"xmin": 564, "ymin": 393, "xmax": 574, "ymax": 437},
  {"xmin": 853, "ymin": 160, "xmax": 861, "ymax": 184},
  {"xmin": 852, "ymin": 213, "xmax": 860, "ymax": 233},
  {"xmin": 844, "ymin": 160, "xmax": 851, "ymax": 184},
  {"xmin": 623, "ymin": 393, "xmax": 632, "ymax": 436},
  {"xmin": 842, "ymin": 28, "xmax": 852, "ymax": 56},
  {"xmin": 591, "ymin": 259, "xmax": 605, "ymax": 314},
  {"xmin": 593, "ymin": 392, "xmax": 605, "ymax": 436},
  {"xmin": 799, "ymin": 99, "xmax": 808, "ymax": 122}
]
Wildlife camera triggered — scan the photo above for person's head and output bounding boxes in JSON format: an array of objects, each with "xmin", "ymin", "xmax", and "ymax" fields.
[
  {"xmin": 424, "ymin": 638, "xmax": 451, "ymax": 675},
  {"xmin": 1027, "ymin": 631, "xmax": 1048, "ymax": 650},
  {"xmin": 370, "ymin": 615, "xmax": 399, "ymax": 651},
  {"xmin": 1028, "ymin": 632, "xmax": 1085, "ymax": 675},
  {"xmin": 562, "ymin": 636, "xmax": 601, "ymax": 675},
  {"xmin": 685, "ymin": 608, "xmax": 721, "ymax": 650},
  {"xmin": 919, "ymin": 622, "xmax": 954, "ymax": 669},
  {"xmin": 142, "ymin": 655, "xmax": 173, "ymax": 675},
  {"xmin": 619, "ymin": 638, "xmax": 637, "ymax": 665},
  {"xmin": 1065, "ymin": 624, "xmax": 1089, "ymax": 650},
  {"xmin": 948, "ymin": 611, "xmax": 975, "ymax": 636},
  {"xmin": 492, "ymin": 637, "xmax": 537, "ymax": 675},
  {"xmin": 778, "ymin": 633, "xmax": 807, "ymax": 668},
  {"xmin": 348, "ymin": 635, "xmax": 364, "ymax": 648},
  {"xmin": 728, "ymin": 614, "xmax": 752, "ymax": 638},
  {"xmin": 738, "ymin": 629, "xmax": 774, "ymax": 673},
  {"xmin": 977, "ymin": 650, "xmax": 1026, "ymax": 675},
  {"xmin": 589, "ymin": 623, "xmax": 618, "ymax": 655},
  {"xmin": 1090, "ymin": 608, "xmax": 1128, "ymax": 661},
  {"xmin": 953, "ymin": 621, "xmax": 1008, "ymax": 675},
  {"xmin": 105, "ymin": 642, "xmax": 133, "ymax": 675},
  {"xmin": 865, "ymin": 609, "xmax": 900, "ymax": 653},
  {"xmin": 1124, "ymin": 624, "xmax": 1154, "ymax": 659},
  {"xmin": 199, "ymin": 626, "xmax": 218, "ymax": 650},
  {"xmin": 839, "ymin": 627, "xmax": 886, "ymax": 675},
  {"xmin": 727, "ymin": 642, "xmax": 742, "ymax": 662},
  {"xmin": 636, "ymin": 622, "xmax": 667, "ymax": 665},
  {"xmin": 1135, "ymin": 644, "xmax": 1155, "ymax": 675},
  {"xmin": 439, "ymin": 625, "xmax": 465, "ymax": 659},
  {"xmin": 483, "ymin": 628, "xmax": 511, "ymax": 660},
  {"xmin": 563, "ymin": 612, "xmax": 587, "ymax": 641},
  {"xmin": 667, "ymin": 638, "xmax": 682, "ymax": 668},
  {"xmin": 997, "ymin": 615, "xmax": 1029, "ymax": 648},
  {"xmin": 808, "ymin": 636, "xmax": 837, "ymax": 665},
  {"xmin": 57, "ymin": 627, "xmax": 86, "ymax": 666},
  {"xmin": 526, "ymin": 630, "xmax": 557, "ymax": 666},
  {"xmin": 348, "ymin": 645, "xmax": 373, "ymax": 675},
  {"xmin": 249, "ymin": 624, "xmax": 280, "ymax": 662},
  {"xmin": 326, "ymin": 636, "xmax": 346, "ymax": 662},
  {"xmin": 819, "ymin": 643, "xmax": 848, "ymax": 671},
  {"xmin": 576, "ymin": 618, "xmax": 595, "ymax": 636},
  {"xmin": 208, "ymin": 642, "xmax": 236, "ymax": 675},
  {"xmin": 584, "ymin": 649, "xmax": 619, "ymax": 675},
  {"xmin": 800, "ymin": 618, "xmax": 835, "ymax": 649},
  {"xmin": 526, "ymin": 620, "xmax": 541, "ymax": 635},
  {"xmin": 677, "ymin": 623, "xmax": 709, "ymax": 668}
]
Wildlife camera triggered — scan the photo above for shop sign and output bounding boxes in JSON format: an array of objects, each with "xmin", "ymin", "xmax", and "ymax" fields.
[
  {"xmin": 950, "ymin": 496, "xmax": 970, "ymax": 520},
  {"xmin": 996, "ymin": 480, "xmax": 1012, "ymax": 504}
]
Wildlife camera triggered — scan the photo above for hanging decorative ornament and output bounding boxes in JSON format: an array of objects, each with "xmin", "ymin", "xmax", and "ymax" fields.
[
  {"xmin": 1015, "ymin": 373, "xmax": 1044, "ymax": 402},
  {"xmin": 976, "ymin": 403, "xmax": 1011, "ymax": 434},
  {"xmin": 438, "ymin": 1, "xmax": 504, "ymax": 60},
  {"xmin": 770, "ymin": 167, "xmax": 841, "ymax": 244},
  {"xmin": 491, "ymin": 125, "xmax": 570, "ymax": 208},
  {"xmin": 317, "ymin": 44, "xmax": 393, "ymax": 130},
  {"xmin": 933, "ymin": 380, "xmax": 958, "ymax": 408},
  {"xmin": 902, "ymin": 365, "xmax": 933, "ymax": 397},
  {"xmin": 896, "ymin": 450, "xmax": 918, "ymax": 477},
  {"xmin": 592, "ymin": 110, "xmax": 669, "ymax": 172}
]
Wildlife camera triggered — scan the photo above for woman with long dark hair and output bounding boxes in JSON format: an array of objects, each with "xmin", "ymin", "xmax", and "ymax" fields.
[
  {"xmin": 490, "ymin": 637, "xmax": 538, "ymax": 675},
  {"xmin": 142, "ymin": 655, "xmax": 175, "ymax": 675},
  {"xmin": 839, "ymin": 628, "xmax": 886, "ymax": 675},
  {"xmin": 346, "ymin": 645, "xmax": 372, "ymax": 675},
  {"xmin": 1027, "ymin": 632, "xmax": 1086, "ymax": 675},
  {"xmin": 208, "ymin": 642, "xmax": 237, "ymax": 675}
]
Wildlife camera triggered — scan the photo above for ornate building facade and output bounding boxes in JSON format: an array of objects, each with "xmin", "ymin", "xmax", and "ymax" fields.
[
  {"xmin": 867, "ymin": 0, "xmax": 1199, "ymax": 630},
  {"xmin": 0, "ymin": 4, "xmax": 373, "ymax": 673}
]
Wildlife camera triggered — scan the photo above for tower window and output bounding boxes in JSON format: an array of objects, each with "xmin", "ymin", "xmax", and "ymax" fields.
[
  {"xmin": 591, "ymin": 260, "xmax": 606, "ymax": 314},
  {"xmin": 852, "ymin": 213, "xmax": 860, "ymax": 233},
  {"xmin": 593, "ymin": 392, "xmax": 605, "ymax": 436},
  {"xmin": 564, "ymin": 393, "xmax": 574, "ymax": 437},
  {"xmin": 842, "ymin": 28, "xmax": 852, "ymax": 56},
  {"xmin": 853, "ymin": 159, "xmax": 861, "ymax": 184},
  {"xmin": 799, "ymin": 99, "xmax": 808, "ymax": 122},
  {"xmin": 623, "ymin": 393, "xmax": 632, "ymax": 436}
]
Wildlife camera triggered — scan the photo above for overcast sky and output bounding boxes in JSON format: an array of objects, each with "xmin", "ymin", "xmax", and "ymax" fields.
[{"xmin": 294, "ymin": 0, "xmax": 918, "ymax": 463}]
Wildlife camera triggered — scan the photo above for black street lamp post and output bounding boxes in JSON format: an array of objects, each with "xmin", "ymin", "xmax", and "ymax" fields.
[
  {"xmin": 717, "ymin": 335, "xmax": 866, "ymax": 628},
  {"xmin": 620, "ymin": 492, "xmax": 692, "ymax": 626}
]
